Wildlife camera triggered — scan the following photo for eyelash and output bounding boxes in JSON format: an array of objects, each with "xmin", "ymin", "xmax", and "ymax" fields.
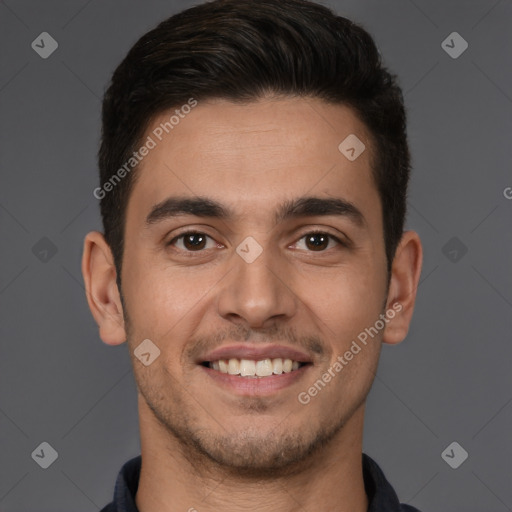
[{"xmin": 166, "ymin": 229, "xmax": 346, "ymax": 254}]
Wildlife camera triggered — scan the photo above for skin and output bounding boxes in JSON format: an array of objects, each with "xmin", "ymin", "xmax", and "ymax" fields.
[{"xmin": 82, "ymin": 97, "xmax": 422, "ymax": 512}]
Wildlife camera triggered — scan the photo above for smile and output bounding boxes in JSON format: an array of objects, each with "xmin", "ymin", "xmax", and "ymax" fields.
[{"xmin": 205, "ymin": 358, "xmax": 307, "ymax": 377}]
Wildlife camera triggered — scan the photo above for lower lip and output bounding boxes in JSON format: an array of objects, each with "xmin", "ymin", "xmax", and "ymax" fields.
[{"xmin": 201, "ymin": 365, "xmax": 311, "ymax": 396}]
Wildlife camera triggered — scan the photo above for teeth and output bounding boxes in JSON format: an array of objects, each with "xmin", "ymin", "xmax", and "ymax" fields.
[
  {"xmin": 255, "ymin": 359, "xmax": 273, "ymax": 377},
  {"xmin": 240, "ymin": 359, "xmax": 256, "ymax": 376},
  {"xmin": 218, "ymin": 359, "xmax": 228, "ymax": 373},
  {"xmin": 272, "ymin": 358, "xmax": 283, "ymax": 374},
  {"xmin": 209, "ymin": 357, "xmax": 303, "ymax": 376},
  {"xmin": 228, "ymin": 358, "xmax": 240, "ymax": 375}
]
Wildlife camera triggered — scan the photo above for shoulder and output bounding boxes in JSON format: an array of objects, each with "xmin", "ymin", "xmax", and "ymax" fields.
[
  {"xmin": 401, "ymin": 503, "xmax": 422, "ymax": 511},
  {"xmin": 98, "ymin": 503, "xmax": 115, "ymax": 512}
]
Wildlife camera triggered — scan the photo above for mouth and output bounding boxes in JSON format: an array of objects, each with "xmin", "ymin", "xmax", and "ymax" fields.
[
  {"xmin": 197, "ymin": 344, "xmax": 314, "ymax": 395},
  {"xmin": 201, "ymin": 357, "xmax": 310, "ymax": 377}
]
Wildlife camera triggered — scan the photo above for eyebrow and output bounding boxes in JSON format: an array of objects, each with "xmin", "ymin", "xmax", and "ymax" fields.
[{"xmin": 145, "ymin": 195, "xmax": 365, "ymax": 228}]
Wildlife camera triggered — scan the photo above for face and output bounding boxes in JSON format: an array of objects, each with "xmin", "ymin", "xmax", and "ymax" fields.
[{"xmin": 115, "ymin": 97, "xmax": 393, "ymax": 474}]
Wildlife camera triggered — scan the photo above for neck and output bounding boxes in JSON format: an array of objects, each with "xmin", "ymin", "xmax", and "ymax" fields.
[{"xmin": 135, "ymin": 398, "xmax": 369, "ymax": 512}]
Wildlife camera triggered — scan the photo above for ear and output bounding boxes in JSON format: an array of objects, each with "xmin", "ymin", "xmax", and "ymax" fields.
[
  {"xmin": 382, "ymin": 230, "xmax": 423, "ymax": 345},
  {"xmin": 81, "ymin": 231, "xmax": 127, "ymax": 346}
]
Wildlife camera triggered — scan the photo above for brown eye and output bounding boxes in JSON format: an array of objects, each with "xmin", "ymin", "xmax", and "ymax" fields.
[
  {"xmin": 305, "ymin": 233, "xmax": 330, "ymax": 251},
  {"xmin": 295, "ymin": 231, "xmax": 342, "ymax": 252},
  {"xmin": 168, "ymin": 232, "xmax": 215, "ymax": 251},
  {"xmin": 183, "ymin": 233, "xmax": 207, "ymax": 250}
]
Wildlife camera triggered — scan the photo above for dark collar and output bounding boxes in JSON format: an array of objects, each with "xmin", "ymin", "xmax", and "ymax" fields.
[{"xmin": 101, "ymin": 453, "xmax": 420, "ymax": 512}]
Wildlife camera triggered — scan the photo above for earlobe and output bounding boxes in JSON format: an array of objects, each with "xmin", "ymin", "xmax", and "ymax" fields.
[
  {"xmin": 382, "ymin": 230, "xmax": 423, "ymax": 345},
  {"xmin": 81, "ymin": 231, "xmax": 127, "ymax": 346}
]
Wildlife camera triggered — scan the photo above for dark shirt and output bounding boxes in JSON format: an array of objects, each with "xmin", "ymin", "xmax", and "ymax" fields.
[{"xmin": 100, "ymin": 452, "xmax": 421, "ymax": 511}]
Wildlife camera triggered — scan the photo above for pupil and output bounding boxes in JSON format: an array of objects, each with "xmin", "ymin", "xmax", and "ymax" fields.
[
  {"xmin": 307, "ymin": 234, "xmax": 328, "ymax": 251},
  {"xmin": 185, "ymin": 234, "xmax": 205, "ymax": 250}
]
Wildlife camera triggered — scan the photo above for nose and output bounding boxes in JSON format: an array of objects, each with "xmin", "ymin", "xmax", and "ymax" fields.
[{"xmin": 216, "ymin": 237, "xmax": 297, "ymax": 329}]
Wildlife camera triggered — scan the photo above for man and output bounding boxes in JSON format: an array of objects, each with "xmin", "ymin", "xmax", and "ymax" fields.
[{"xmin": 82, "ymin": 0, "xmax": 423, "ymax": 510}]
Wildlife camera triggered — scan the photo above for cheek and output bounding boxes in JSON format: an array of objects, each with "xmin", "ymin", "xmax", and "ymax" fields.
[
  {"xmin": 122, "ymin": 254, "xmax": 222, "ymax": 368},
  {"xmin": 302, "ymin": 259, "xmax": 386, "ymax": 349},
  {"xmin": 306, "ymin": 271, "xmax": 384, "ymax": 407},
  {"xmin": 121, "ymin": 252, "xmax": 206, "ymax": 340}
]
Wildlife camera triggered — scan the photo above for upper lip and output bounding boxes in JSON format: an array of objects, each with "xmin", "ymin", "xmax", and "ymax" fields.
[{"xmin": 198, "ymin": 344, "xmax": 314, "ymax": 364}]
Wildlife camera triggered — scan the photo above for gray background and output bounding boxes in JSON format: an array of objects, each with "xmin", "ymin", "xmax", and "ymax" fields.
[{"xmin": 0, "ymin": 0, "xmax": 511, "ymax": 510}]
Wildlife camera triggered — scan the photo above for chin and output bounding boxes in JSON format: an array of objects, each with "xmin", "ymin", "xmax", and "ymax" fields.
[{"xmin": 176, "ymin": 417, "xmax": 343, "ymax": 478}]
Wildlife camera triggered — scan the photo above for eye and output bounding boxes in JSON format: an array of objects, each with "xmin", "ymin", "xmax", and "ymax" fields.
[
  {"xmin": 293, "ymin": 230, "xmax": 343, "ymax": 252},
  {"xmin": 166, "ymin": 229, "xmax": 345, "ymax": 254},
  {"xmin": 167, "ymin": 231, "xmax": 218, "ymax": 252}
]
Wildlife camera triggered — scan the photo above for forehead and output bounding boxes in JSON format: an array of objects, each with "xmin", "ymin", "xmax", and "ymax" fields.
[{"xmin": 126, "ymin": 97, "xmax": 379, "ymax": 228}]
